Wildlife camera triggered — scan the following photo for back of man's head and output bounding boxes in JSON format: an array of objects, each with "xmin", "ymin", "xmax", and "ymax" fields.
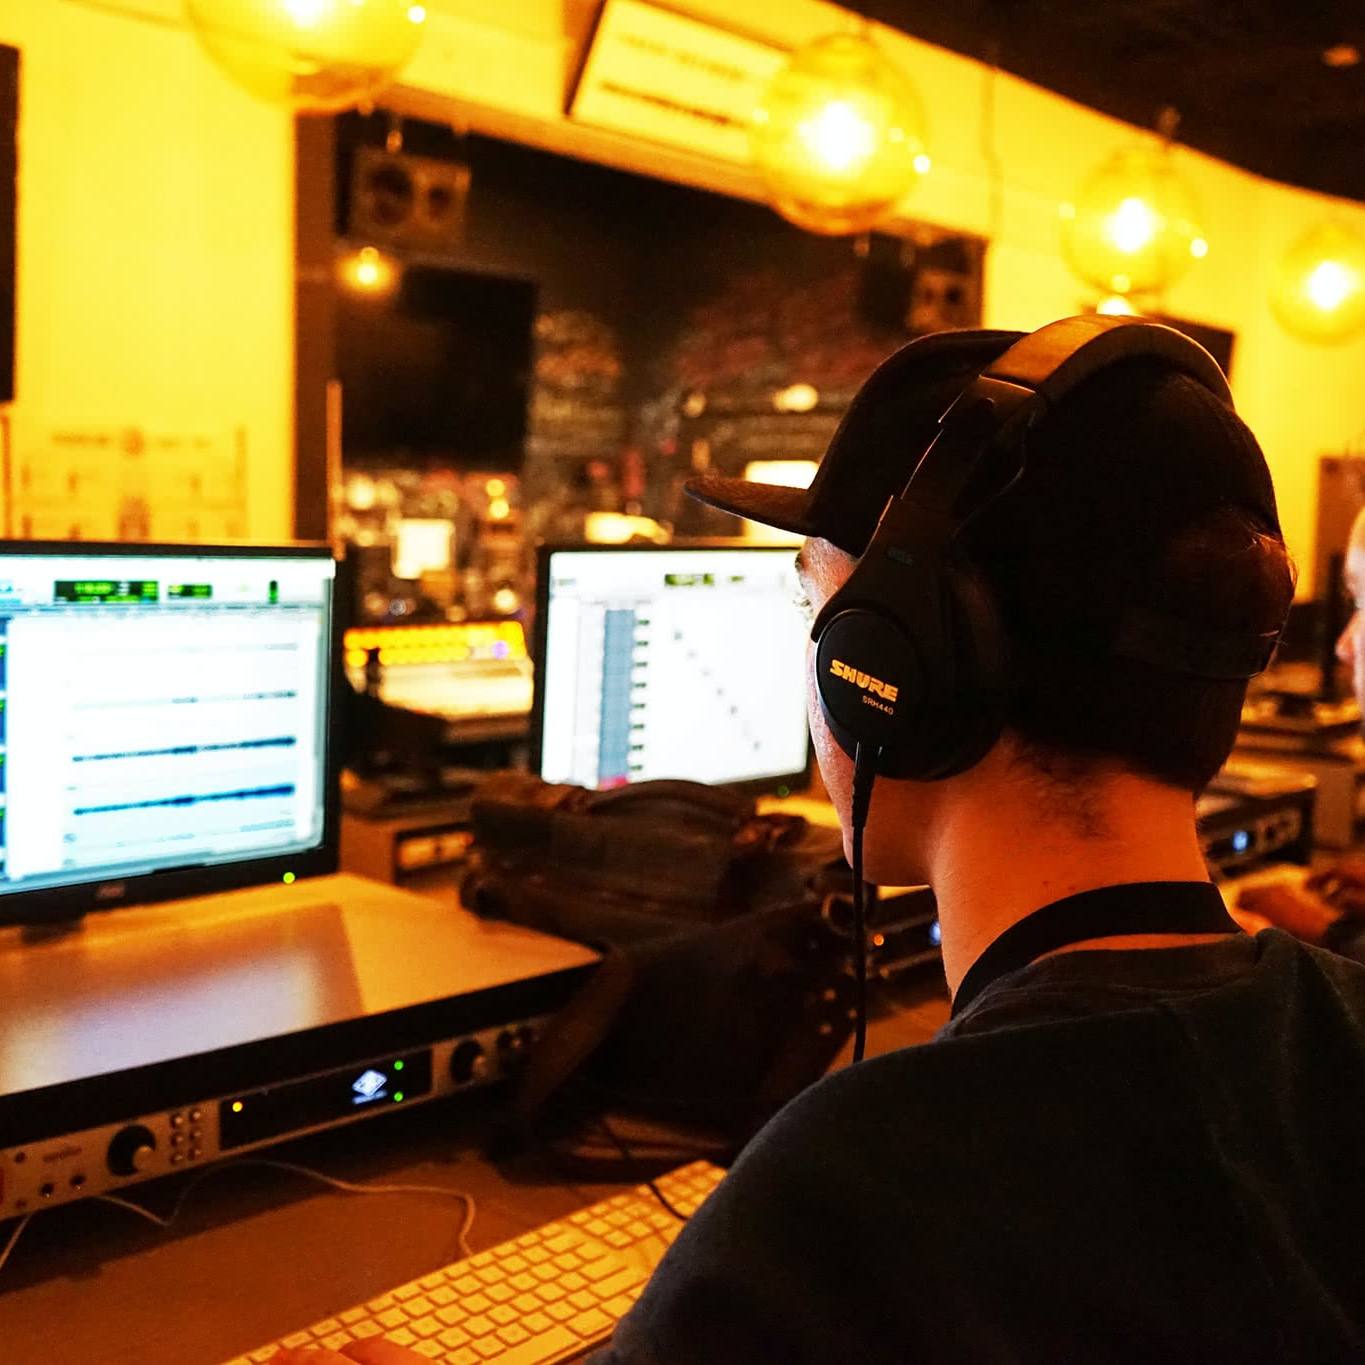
[{"xmin": 960, "ymin": 357, "xmax": 1294, "ymax": 793}]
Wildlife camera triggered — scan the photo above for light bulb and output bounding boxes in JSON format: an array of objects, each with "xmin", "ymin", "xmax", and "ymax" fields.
[
  {"xmin": 186, "ymin": 0, "xmax": 425, "ymax": 114},
  {"xmin": 751, "ymin": 32, "xmax": 928, "ymax": 236},
  {"xmin": 1060, "ymin": 145, "xmax": 1205, "ymax": 294},
  {"xmin": 340, "ymin": 246, "xmax": 398, "ymax": 295},
  {"xmin": 1272, "ymin": 222, "xmax": 1365, "ymax": 343}
]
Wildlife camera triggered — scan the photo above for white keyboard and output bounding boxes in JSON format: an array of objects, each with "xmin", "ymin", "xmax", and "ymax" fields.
[{"xmin": 226, "ymin": 1161, "xmax": 725, "ymax": 1365}]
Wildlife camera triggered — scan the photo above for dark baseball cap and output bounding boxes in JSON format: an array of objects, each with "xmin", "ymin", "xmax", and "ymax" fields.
[{"xmin": 685, "ymin": 324, "xmax": 1281, "ymax": 565}]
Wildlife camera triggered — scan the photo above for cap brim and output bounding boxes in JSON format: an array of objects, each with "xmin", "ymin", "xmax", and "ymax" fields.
[{"xmin": 684, "ymin": 475, "xmax": 817, "ymax": 539}]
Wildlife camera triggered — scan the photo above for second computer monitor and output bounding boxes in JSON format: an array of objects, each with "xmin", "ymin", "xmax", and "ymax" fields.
[{"xmin": 533, "ymin": 544, "xmax": 810, "ymax": 791}]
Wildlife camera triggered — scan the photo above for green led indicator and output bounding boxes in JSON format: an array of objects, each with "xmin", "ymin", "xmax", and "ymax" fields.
[
  {"xmin": 393, "ymin": 1091, "xmax": 405, "ymax": 1103},
  {"xmin": 393, "ymin": 1059, "xmax": 404, "ymax": 1071},
  {"xmin": 282, "ymin": 871, "xmax": 295, "ymax": 885}
]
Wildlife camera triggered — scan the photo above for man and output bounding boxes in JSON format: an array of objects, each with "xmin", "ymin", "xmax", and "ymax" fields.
[
  {"xmin": 276, "ymin": 322, "xmax": 1365, "ymax": 1364},
  {"xmin": 1235, "ymin": 503, "xmax": 1365, "ymax": 951}
]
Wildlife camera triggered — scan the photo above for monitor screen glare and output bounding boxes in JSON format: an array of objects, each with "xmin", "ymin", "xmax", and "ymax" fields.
[{"xmin": 537, "ymin": 547, "xmax": 810, "ymax": 789}]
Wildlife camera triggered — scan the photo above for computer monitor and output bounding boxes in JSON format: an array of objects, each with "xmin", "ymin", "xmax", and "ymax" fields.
[
  {"xmin": 532, "ymin": 544, "xmax": 811, "ymax": 792},
  {"xmin": 0, "ymin": 542, "xmax": 339, "ymax": 925}
]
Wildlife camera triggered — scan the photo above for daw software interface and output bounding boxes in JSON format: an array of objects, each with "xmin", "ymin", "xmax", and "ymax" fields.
[
  {"xmin": 0, "ymin": 549, "xmax": 335, "ymax": 897},
  {"xmin": 536, "ymin": 546, "xmax": 811, "ymax": 789}
]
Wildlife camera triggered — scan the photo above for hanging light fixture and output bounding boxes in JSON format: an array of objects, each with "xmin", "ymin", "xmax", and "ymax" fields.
[
  {"xmin": 1271, "ymin": 221, "xmax": 1365, "ymax": 344},
  {"xmin": 185, "ymin": 0, "xmax": 426, "ymax": 114},
  {"xmin": 1059, "ymin": 112, "xmax": 1206, "ymax": 297},
  {"xmin": 750, "ymin": 30, "xmax": 929, "ymax": 236}
]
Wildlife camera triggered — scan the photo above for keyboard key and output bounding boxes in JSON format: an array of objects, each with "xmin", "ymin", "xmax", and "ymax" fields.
[
  {"xmin": 580, "ymin": 1255, "xmax": 621, "ymax": 1283},
  {"xmin": 352, "ymin": 1322, "xmax": 382, "ymax": 1340},
  {"xmin": 523, "ymin": 1246, "xmax": 551, "ymax": 1264},
  {"xmin": 428, "ymin": 1285, "xmax": 456, "ymax": 1306},
  {"xmin": 321, "ymin": 1333, "xmax": 353, "ymax": 1351},
  {"xmin": 561, "ymin": 1271, "xmax": 588, "ymax": 1292},
  {"xmin": 626, "ymin": 1221, "xmax": 651, "ymax": 1239},
  {"xmin": 471, "ymin": 1340, "xmax": 502, "ymax": 1360},
  {"xmin": 569, "ymin": 1289, "xmax": 599, "ymax": 1312},
  {"xmin": 524, "ymin": 1312, "xmax": 552, "ymax": 1333},
  {"xmin": 469, "ymin": 1252, "xmax": 495, "ymax": 1267},
  {"xmin": 605, "ymin": 1230, "xmax": 635, "ymax": 1249},
  {"xmin": 489, "ymin": 1304, "xmax": 518, "ymax": 1326},
  {"xmin": 388, "ymin": 1327, "xmax": 418, "ymax": 1346},
  {"xmin": 503, "ymin": 1254, "xmax": 529, "ymax": 1273},
  {"xmin": 436, "ymin": 1304, "xmax": 467, "ymax": 1327},
  {"xmin": 485, "ymin": 1283, "xmax": 515, "ymax": 1305},
  {"xmin": 585, "ymin": 1219, "xmax": 611, "ymax": 1237},
  {"xmin": 377, "ymin": 1308, "xmax": 406, "ymax": 1330},
  {"xmin": 463, "ymin": 1293, "xmax": 491, "ymax": 1316},
  {"xmin": 546, "ymin": 1301, "xmax": 577, "ymax": 1323},
  {"xmin": 475, "ymin": 1267, "xmax": 503, "ymax": 1286},
  {"xmin": 603, "ymin": 1293, "xmax": 637, "ymax": 1318},
  {"xmin": 592, "ymin": 1266, "xmax": 650, "ymax": 1301},
  {"xmin": 281, "ymin": 1332, "xmax": 313, "ymax": 1349},
  {"xmin": 413, "ymin": 1343, "xmax": 443, "ymax": 1360},
  {"xmin": 450, "ymin": 1350, "xmax": 480, "ymax": 1365},
  {"xmin": 513, "ymin": 1292, "xmax": 540, "ymax": 1314},
  {"xmin": 464, "ymin": 1314, "xmax": 494, "ymax": 1337},
  {"xmin": 536, "ymin": 1283, "xmax": 566, "ymax": 1303},
  {"xmin": 497, "ymin": 1323, "xmax": 530, "ymax": 1345},
  {"xmin": 510, "ymin": 1271, "xmax": 536, "ymax": 1292},
  {"xmin": 311, "ymin": 1318, "xmax": 341, "ymax": 1335},
  {"xmin": 453, "ymin": 1274, "xmax": 481, "ymax": 1295},
  {"xmin": 531, "ymin": 1264, "xmax": 559, "ymax": 1282},
  {"xmin": 439, "ymin": 1326, "xmax": 471, "ymax": 1349},
  {"xmin": 366, "ymin": 1293, "xmax": 396, "ymax": 1312},
  {"xmin": 477, "ymin": 1326, "xmax": 580, "ymax": 1365},
  {"xmin": 339, "ymin": 1307, "xmax": 367, "ymax": 1325},
  {"xmin": 403, "ymin": 1295, "xmax": 435, "ymax": 1317},
  {"xmin": 394, "ymin": 1283, "xmax": 421, "ymax": 1301},
  {"xmin": 419, "ymin": 1272, "xmax": 446, "ymax": 1289},
  {"xmin": 409, "ymin": 1316, "xmax": 442, "ymax": 1338},
  {"xmin": 568, "ymin": 1308, "xmax": 614, "ymax": 1339}
]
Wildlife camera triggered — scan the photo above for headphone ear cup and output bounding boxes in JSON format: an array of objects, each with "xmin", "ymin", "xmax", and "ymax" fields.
[{"xmin": 814, "ymin": 607, "xmax": 923, "ymax": 768}]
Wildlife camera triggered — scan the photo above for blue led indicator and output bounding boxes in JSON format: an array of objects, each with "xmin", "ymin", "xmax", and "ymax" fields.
[{"xmin": 1232, "ymin": 830, "xmax": 1250, "ymax": 853}]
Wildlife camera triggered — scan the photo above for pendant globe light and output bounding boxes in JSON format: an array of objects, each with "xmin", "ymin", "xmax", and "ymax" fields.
[
  {"xmin": 1271, "ymin": 221, "xmax": 1365, "ymax": 344},
  {"xmin": 1060, "ymin": 113, "xmax": 1207, "ymax": 297},
  {"xmin": 185, "ymin": 0, "xmax": 426, "ymax": 114},
  {"xmin": 750, "ymin": 30, "xmax": 929, "ymax": 236}
]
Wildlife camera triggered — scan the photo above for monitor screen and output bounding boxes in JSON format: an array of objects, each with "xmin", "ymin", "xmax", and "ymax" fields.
[
  {"xmin": 0, "ymin": 546, "xmax": 335, "ymax": 902},
  {"xmin": 534, "ymin": 546, "xmax": 810, "ymax": 790}
]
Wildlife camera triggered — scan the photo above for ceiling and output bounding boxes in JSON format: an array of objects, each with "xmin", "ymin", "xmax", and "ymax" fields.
[{"xmin": 864, "ymin": 0, "xmax": 1365, "ymax": 204}]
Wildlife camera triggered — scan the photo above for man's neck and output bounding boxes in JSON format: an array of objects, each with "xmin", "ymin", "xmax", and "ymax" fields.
[{"xmin": 926, "ymin": 759, "xmax": 1215, "ymax": 998}]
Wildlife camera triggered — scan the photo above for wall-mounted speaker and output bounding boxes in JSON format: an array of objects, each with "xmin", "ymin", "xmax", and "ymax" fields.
[{"xmin": 347, "ymin": 145, "xmax": 470, "ymax": 253}]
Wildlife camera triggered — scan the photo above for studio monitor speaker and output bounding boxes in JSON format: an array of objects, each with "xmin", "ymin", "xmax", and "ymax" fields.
[{"xmin": 347, "ymin": 145, "xmax": 470, "ymax": 253}]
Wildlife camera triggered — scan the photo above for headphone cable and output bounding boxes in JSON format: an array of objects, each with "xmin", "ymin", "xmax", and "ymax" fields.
[{"xmin": 849, "ymin": 744, "xmax": 879, "ymax": 1064}]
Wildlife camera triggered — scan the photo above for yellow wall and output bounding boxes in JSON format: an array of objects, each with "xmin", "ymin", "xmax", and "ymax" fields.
[
  {"xmin": 0, "ymin": 0, "xmax": 294, "ymax": 540},
  {"xmin": 408, "ymin": 0, "xmax": 1365, "ymax": 595}
]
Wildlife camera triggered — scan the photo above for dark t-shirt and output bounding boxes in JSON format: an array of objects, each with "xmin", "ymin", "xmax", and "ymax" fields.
[{"xmin": 594, "ymin": 883, "xmax": 1365, "ymax": 1364}]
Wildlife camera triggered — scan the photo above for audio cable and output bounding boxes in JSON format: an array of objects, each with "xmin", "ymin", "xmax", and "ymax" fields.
[{"xmin": 849, "ymin": 744, "xmax": 880, "ymax": 1065}]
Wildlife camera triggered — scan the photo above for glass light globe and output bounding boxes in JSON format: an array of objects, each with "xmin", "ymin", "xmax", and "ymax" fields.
[
  {"xmin": 750, "ymin": 32, "xmax": 928, "ymax": 236},
  {"xmin": 186, "ymin": 0, "xmax": 425, "ymax": 114},
  {"xmin": 1271, "ymin": 221, "xmax": 1365, "ymax": 344},
  {"xmin": 1059, "ymin": 146, "xmax": 1205, "ymax": 295}
]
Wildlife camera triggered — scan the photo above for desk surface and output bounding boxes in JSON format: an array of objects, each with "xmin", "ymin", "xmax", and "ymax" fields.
[{"xmin": 0, "ymin": 930, "xmax": 949, "ymax": 1365}]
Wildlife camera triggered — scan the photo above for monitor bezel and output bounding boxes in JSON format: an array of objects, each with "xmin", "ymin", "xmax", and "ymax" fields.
[
  {"xmin": 530, "ymin": 540, "xmax": 812, "ymax": 797},
  {"xmin": 0, "ymin": 540, "xmax": 342, "ymax": 927}
]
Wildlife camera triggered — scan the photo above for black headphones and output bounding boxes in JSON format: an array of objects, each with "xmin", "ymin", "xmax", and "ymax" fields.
[{"xmin": 811, "ymin": 314, "xmax": 1280, "ymax": 784}]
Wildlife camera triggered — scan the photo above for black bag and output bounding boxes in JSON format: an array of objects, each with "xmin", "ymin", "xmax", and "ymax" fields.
[{"xmin": 461, "ymin": 776, "xmax": 857, "ymax": 1151}]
